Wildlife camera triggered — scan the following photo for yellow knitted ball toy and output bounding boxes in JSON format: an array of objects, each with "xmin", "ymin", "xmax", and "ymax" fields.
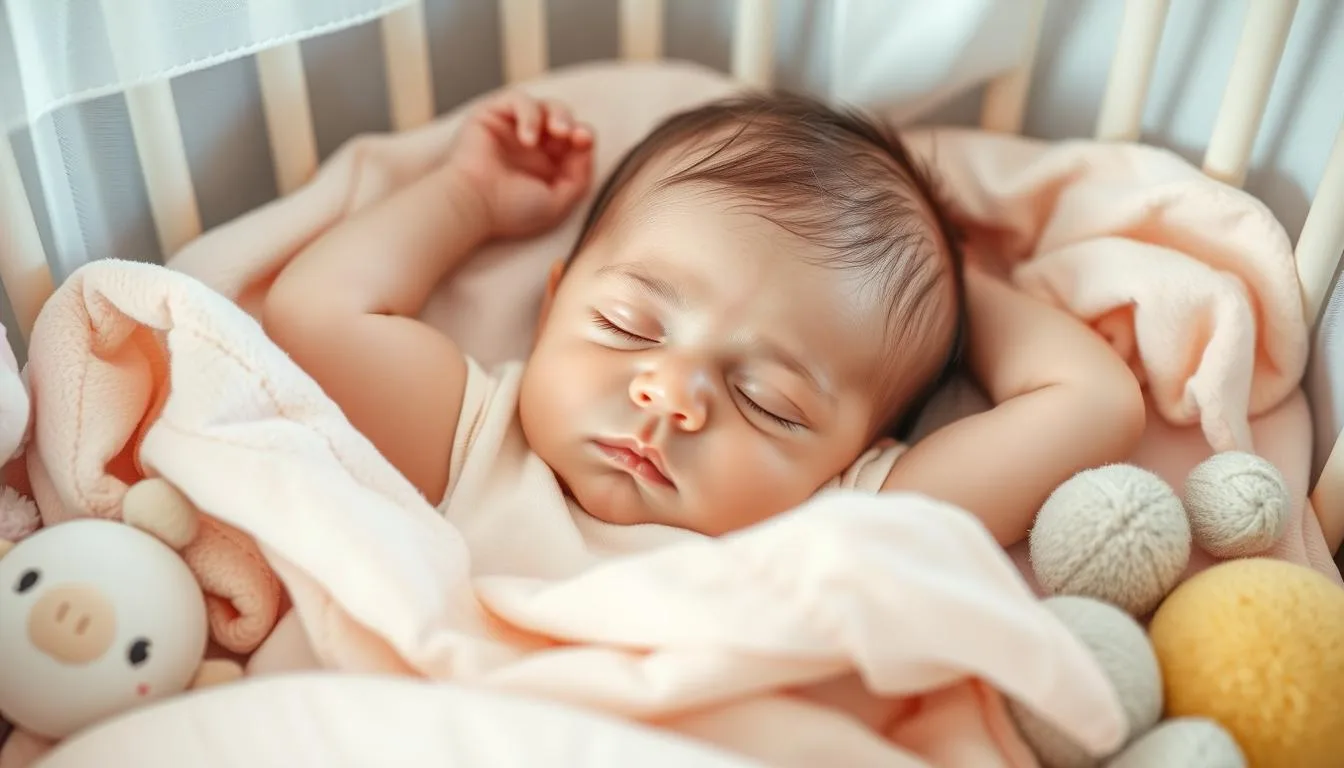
[{"xmin": 1148, "ymin": 557, "xmax": 1344, "ymax": 768}]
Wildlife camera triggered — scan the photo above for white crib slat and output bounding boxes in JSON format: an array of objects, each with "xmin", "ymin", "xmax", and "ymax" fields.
[
  {"xmin": 1297, "ymin": 123, "xmax": 1344, "ymax": 327},
  {"xmin": 102, "ymin": 0, "xmax": 201, "ymax": 258},
  {"xmin": 619, "ymin": 0, "xmax": 663, "ymax": 61},
  {"xmin": 1094, "ymin": 0, "xmax": 1170, "ymax": 142},
  {"xmin": 124, "ymin": 82, "xmax": 204, "ymax": 258},
  {"xmin": 500, "ymin": 0, "xmax": 549, "ymax": 84},
  {"xmin": 980, "ymin": 0, "xmax": 1046, "ymax": 134},
  {"xmin": 1202, "ymin": 0, "xmax": 1298, "ymax": 187},
  {"xmin": 382, "ymin": 2, "xmax": 437, "ymax": 131},
  {"xmin": 256, "ymin": 43, "xmax": 319, "ymax": 195},
  {"xmin": 1314, "ymin": 432, "xmax": 1344, "ymax": 548},
  {"xmin": 0, "ymin": 133, "xmax": 54, "ymax": 340},
  {"xmin": 732, "ymin": 0, "xmax": 775, "ymax": 88},
  {"xmin": 1303, "ymin": 122, "xmax": 1344, "ymax": 548}
]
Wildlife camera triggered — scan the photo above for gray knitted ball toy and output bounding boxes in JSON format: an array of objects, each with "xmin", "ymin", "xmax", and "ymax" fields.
[
  {"xmin": 1106, "ymin": 718, "xmax": 1246, "ymax": 768},
  {"xmin": 1029, "ymin": 465, "xmax": 1191, "ymax": 617},
  {"xmin": 1009, "ymin": 596, "xmax": 1163, "ymax": 768},
  {"xmin": 1183, "ymin": 451, "xmax": 1290, "ymax": 558},
  {"xmin": 1028, "ymin": 452, "xmax": 1291, "ymax": 617}
]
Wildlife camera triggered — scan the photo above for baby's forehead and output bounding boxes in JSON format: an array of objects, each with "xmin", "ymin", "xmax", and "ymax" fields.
[
  {"xmin": 586, "ymin": 222, "xmax": 901, "ymax": 364},
  {"xmin": 596, "ymin": 173, "xmax": 947, "ymax": 321}
]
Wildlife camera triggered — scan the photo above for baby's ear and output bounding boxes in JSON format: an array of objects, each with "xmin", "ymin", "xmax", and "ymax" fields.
[
  {"xmin": 122, "ymin": 479, "xmax": 200, "ymax": 550},
  {"xmin": 0, "ymin": 538, "xmax": 12, "ymax": 558},
  {"xmin": 535, "ymin": 259, "xmax": 566, "ymax": 336}
]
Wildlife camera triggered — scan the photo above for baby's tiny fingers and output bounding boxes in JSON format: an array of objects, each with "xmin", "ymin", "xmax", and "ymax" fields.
[
  {"xmin": 509, "ymin": 95, "xmax": 543, "ymax": 147},
  {"xmin": 570, "ymin": 122, "xmax": 594, "ymax": 148},
  {"xmin": 543, "ymin": 100, "xmax": 575, "ymax": 137}
]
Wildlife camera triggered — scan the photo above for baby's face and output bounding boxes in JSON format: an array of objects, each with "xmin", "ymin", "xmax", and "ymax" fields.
[{"xmin": 518, "ymin": 191, "xmax": 894, "ymax": 535}]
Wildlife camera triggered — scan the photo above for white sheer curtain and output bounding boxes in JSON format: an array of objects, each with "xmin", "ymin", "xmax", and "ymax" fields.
[
  {"xmin": 829, "ymin": 0, "xmax": 1036, "ymax": 123},
  {"xmin": 1, "ymin": 0, "xmax": 412, "ymax": 284}
]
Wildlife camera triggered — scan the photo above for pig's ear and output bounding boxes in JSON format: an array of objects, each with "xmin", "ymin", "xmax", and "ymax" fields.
[
  {"xmin": 122, "ymin": 479, "xmax": 199, "ymax": 550},
  {"xmin": 0, "ymin": 538, "xmax": 13, "ymax": 558}
]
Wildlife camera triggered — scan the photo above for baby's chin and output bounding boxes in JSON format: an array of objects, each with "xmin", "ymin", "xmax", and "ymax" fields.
[{"xmin": 558, "ymin": 466, "xmax": 664, "ymax": 526}]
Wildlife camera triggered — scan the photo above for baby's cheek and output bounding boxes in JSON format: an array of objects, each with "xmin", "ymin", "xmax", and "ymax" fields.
[
  {"xmin": 694, "ymin": 432, "xmax": 815, "ymax": 533},
  {"xmin": 530, "ymin": 339, "xmax": 599, "ymax": 403},
  {"xmin": 520, "ymin": 339, "xmax": 621, "ymax": 456}
]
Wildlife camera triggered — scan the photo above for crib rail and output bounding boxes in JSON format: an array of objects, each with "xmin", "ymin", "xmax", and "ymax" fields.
[
  {"xmin": 382, "ymin": 3, "xmax": 437, "ymax": 131},
  {"xmin": 252, "ymin": 0, "xmax": 320, "ymax": 197},
  {"xmin": 1201, "ymin": 0, "xmax": 1298, "ymax": 187},
  {"xmin": 1093, "ymin": 0, "xmax": 1169, "ymax": 142},
  {"xmin": 979, "ymin": 0, "xmax": 1046, "ymax": 135},
  {"xmin": 256, "ymin": 43, "xmax": 319, "ymax": 196},
  {"xmin": 732, "ymin": 0, "xmax": 775, "ymax": 89},
  {"xmin": 619, "ymin": 0, "xmax": 664, "ymax": 61},
  {"xmin": 1, "ymin": 0, "xmax": 1342, "ymax": 509},
  {"xmin": 0, "ymin": 133, "xmax": 50, "ymax": 341},
  {"xmin": 501, "ymin": 0, "xmax": 548, "ymax": 84}
]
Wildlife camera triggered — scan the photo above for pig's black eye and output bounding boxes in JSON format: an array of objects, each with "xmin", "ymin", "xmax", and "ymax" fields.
[
  {"xmin": 127, "ymin": 638, "xmax": 151, "ymax": 667},
  {"xmin": 14, "ymin": 569, "xmax": 38, "ymax": 594}
]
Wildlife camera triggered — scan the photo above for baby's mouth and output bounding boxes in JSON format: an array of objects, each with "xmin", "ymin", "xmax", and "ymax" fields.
[{"xmin": 592, "ymin": 440, "xmax": 675, "ymax": 488}]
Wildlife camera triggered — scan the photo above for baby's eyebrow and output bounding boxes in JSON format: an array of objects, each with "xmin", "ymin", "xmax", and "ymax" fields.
[{"xmin": 596, "ymin": 263, "xmax": 684, "ymax": 307}]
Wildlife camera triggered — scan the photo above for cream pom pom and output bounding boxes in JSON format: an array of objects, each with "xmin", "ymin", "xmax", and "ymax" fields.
[
  {"xmin": 0, "ymin": 486, "xmax": 39, "ymax": 542},
  {"xmin": 1030, "ymin": 465, "xmax": 1191, "ymax": 616},
  {"xmin": 1183, "ymin": 451, "xmax": 1289, "ymax": 558},
  {"xmin": 121, "ymin": 478, "xmax": 200, "ymax": 550},
  {"xmin": 1010, "ymin": 596, "xmax": 1163, "ymax": 768}
]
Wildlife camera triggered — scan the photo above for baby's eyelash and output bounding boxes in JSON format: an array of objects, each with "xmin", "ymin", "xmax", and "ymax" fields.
[
  {"xmin": 738, "ymin": 389, "xmax": 802, "ymax": 431},
  {"xmin": 591, "ymin": 311, "xmax": 654, "ymax": 343}
]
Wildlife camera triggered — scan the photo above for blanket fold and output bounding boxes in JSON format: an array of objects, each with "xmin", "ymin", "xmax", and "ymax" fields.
[
  {"xmin": 23, "ymin": 269, "xmax": 285, "ymax": 654},
  {"xmin": 906, "ymin": 129, "xmax": 1308, "ymax": 453},
  {"xmin": 25, "ymin": 259, "xmax": 1124, "ymax": 767}
]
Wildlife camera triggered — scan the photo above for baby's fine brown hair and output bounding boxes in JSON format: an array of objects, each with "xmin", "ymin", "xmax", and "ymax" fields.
[{"xmin": 567, "ymin": 91, "xmax": 968, "ymax": 439}]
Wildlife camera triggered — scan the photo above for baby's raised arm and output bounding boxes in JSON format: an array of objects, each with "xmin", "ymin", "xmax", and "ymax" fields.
[
  {"xmin": 264, "ymin": 93, "xmax": 593, "ymax": 504},
  {"xmin": 881, "ymin": 267, "xmax": 1146, "ymax": 546}
]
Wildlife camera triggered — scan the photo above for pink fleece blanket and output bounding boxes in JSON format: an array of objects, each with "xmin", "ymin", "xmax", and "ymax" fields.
[
  {"xmin": 900, "ymin": 129, "xmax": 1338, "ymax": 583},
  {"xmin": 18, "ymin": 259, "xmax": 1123, "ymax": 766}
]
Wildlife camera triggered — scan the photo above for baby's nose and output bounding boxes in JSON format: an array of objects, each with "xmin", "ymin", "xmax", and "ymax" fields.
[
  {"xmin": 27, "ymin": 584, "xmax": 117, "ymax": 665},
  {"xmin": 630, "ymin": 366, "xmax": 708, "ymax": 431}
]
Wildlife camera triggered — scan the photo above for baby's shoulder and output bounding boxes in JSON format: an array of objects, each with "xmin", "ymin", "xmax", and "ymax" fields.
[{"xmin": 824, "ymin": 438, "xmax": 908, "ymax": 494}]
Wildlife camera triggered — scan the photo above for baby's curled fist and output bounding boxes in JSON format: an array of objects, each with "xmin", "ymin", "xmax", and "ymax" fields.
[{"xmin": 448, "ymin": 91, "xmax": 595, "ymax": 241}]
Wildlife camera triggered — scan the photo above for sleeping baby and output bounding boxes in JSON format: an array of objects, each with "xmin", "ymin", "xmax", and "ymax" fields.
[{"xmin": 263, "ymin": 89, "xmax": 1144, "ymax": 545}]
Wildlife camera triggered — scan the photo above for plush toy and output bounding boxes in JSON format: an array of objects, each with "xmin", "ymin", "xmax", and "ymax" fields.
[
  {"xmin": 1027, "ymin": 451, "xmax": 1290, "ymax": 616},
  {"xmin": 0, "ymin": 478, "xmax": 242, "ymax": 741},
  {"xmin": 1007, "ymin": 596, "xmax": 1162, "ymax": 767},
  {"xmin": 1018, "ymin": 451, "xmax": 1341, "ymax": 767},
  {"xmin": 1148, "ymin": 557, "xmax": 1344, "ymax": 768},
  {"xmin": 0, "ymin": 322, "xmax": 37, "ymax": 543},
  {"xmin": 1007, "ymin": 595, "xmax": 1245, "ymax": 768},
  {"xmin": 1107, "ymin": 718, "xmax": 1245, "ymax": 768}
]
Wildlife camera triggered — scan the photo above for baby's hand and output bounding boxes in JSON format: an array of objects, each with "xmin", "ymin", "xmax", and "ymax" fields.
[{"xmin": 449, "ymin": 91, "xmax": 595, "ymax": 241}]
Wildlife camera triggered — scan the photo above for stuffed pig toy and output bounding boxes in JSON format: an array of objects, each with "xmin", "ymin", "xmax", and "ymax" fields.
[{"xmin": 0, "ymin": 479, "xmax": 242, "ymax": 742}]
